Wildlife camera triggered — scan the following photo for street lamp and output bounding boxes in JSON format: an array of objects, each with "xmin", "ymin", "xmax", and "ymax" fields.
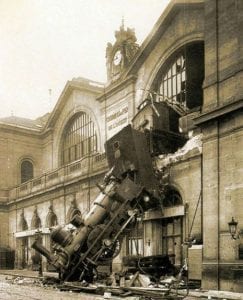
[{"xmin": 228, "ymin": 217, "xmax": 242, "ymax": 240}]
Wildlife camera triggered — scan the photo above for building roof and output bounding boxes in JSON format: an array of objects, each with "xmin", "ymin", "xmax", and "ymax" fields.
[
  {"xmin": 0, "ymin": 113, "xmax": 50, "ymax": 131},
  {"xmin": 45, "ymin": 77, "xmax": 104, "ymax": 129},
  {"xmin": 125, "ymin": 0, "xmax": 204, "ymax": 77},
  {"xmin": 0, "ymin": 77, "xmax": 104, "ymax": 133}
]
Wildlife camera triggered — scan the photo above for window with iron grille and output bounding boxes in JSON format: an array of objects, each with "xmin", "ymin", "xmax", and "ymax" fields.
[
  {"xmin": 127, "ymin": 221, "xmax": 144, "ymax": 256},
  {"xmin": 155, "ymin": 42, "xmax": 204, "ymax": 110},
  {"xmin": 62, "ymin": 112, "xmax": 97, "ymax": 165},
  {"xmin": 159, "ymin": 55, "xmax": 186, "ymax": 107},
  {"xmin": 162, "ymin": 188, "xmax": 183, "ymax": 266}
]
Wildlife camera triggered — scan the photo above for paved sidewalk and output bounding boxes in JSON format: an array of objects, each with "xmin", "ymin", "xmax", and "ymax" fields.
[{"xmin": 176, "ymin": 289, "xmax": 243, "ymax": 300}]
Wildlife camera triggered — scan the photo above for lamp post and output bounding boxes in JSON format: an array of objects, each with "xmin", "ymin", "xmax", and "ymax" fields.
[{"xmin": 228, "ymin": 217, "xmax": 242, "ymax": 240}]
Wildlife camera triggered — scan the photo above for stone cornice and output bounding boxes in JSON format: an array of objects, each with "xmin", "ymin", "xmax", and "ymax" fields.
[
  {"xmin": 0, "ymin": 205, "xmax": 8, "ymax": 212},
  {"xmin": 0, "ymin": 123, "xmax": 43, "ymax": 138},
  {"xmin": 194, "ymin": 99, "xmax": 243, "ymax": 126},
  {"xmin": 97, "ymin": 75, "xmax": 137, "ymax": 102}
]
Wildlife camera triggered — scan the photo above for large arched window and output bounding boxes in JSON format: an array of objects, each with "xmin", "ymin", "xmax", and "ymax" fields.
[
  {"xmin": 159, "ymin": 54, "xmax": 186, "ymax": 106},
  {"xmin": 154, "ymin": 42, "xmax": 204, "ymax": 110},
  {"xmin": 21, "ymin": 160, "xmax": 33, "ymax": 183},
  {"xmin": 62, "ymin": 112, "xmax": 97, "ymax": 165}
]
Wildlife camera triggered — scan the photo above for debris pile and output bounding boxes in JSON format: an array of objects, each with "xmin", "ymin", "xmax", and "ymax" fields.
[
  {"xmin": 2, "ymin": 267, "xmax": 200, "ymax": 299},
  {"xmin": 5, "ymin": 275, "xmax": 43, "ymax": 286},
  {"xmin": 155, "ymin": 133, "xmax": 202, "ymax": 169},
  {"xmin": 50, "ymin": 255, "xmax": 198, "ymax": 298},
  {"xmin": 54, "ymin": 271, "xmax": 187, "ymax": 299},
  {"xmin": 52, "ymin": 254, "xmax": 188, "ymax": 298}
]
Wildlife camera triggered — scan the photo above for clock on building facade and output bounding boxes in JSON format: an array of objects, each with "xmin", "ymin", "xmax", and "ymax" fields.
[
  {"xmin": 106, "ymin": 23, "xmax": 139, "ymax": 83},
  {"xmin": 113, "ymin": 49, "xmax": 122, "ymax": 66}
]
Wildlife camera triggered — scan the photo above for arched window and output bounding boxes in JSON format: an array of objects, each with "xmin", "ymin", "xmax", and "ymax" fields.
[
  {"xmin": 127, "ymin": 221, "xmax": 144, "ymax": 256},
  {"xmin": 30, "ymin": 207, "xmax": 42, "ymax": 269},
  {"xmin": 45, "ymin": 204, "xmax": 58, "ymax": 263},
  {"xmin": 18, "ymin": 210, "xmax": 29, "ymax": 269},
  {"xmin": 62, "ymin": 112, "xmax": 97, "ymax": 165},
  {"xmin": 159, "ymin": 54, "xmax": 186, "ymax": 106},
  {"xmin": 154, "ymin": 42, "xmax": 204, "ymax": 110},
  {"xmin": 21, "ymin": 160, "xmax": 33, "ymax": 183},
  {"xmin": 66, "ymin": 199, "xmax": 81, "ymax": 223},
  {"xmin": 19, "ymin": 210, "xmax": 28, "ymax": 231},
  {"xmin": 163, "ymin": 189, "xmax": 182, "ymax": 207},
  {"xmin": 31, "ymin": 207, "xmax": 42, "ymax": 229},
  {"xmin": 46, "ymin": 205, "xmax": 58, "ymax": 227}
]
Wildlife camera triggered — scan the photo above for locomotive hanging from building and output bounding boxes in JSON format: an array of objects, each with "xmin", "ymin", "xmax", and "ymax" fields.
[
  {"xmin": 32, "ymin": 125, "xmax": 163, "ymax": 282},
  {"xmin": 32, "ymin": 98, "xmax": 187, "ymax": 282}
]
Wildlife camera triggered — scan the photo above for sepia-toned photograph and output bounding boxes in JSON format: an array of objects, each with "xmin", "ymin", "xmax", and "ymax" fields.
[{"xmin": 0, "ymin": 0, "xmax": 242, "ymax": 299}]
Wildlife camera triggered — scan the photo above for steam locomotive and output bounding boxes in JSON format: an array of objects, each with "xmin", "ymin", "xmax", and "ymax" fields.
[{"xmin": 32, "ymin": 125, "xmax": 161, "ymax": 282}]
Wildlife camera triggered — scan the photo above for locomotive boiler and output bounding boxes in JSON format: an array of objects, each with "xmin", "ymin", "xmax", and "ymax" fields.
[{"xmin": 32, "ymin": 125, "xmax": 160, "ymax": 282}]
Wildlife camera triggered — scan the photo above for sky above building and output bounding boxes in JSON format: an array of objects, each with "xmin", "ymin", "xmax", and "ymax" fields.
[{"xmin": 0, "ymin": 0, "xmax": 170, "ymax": 119}]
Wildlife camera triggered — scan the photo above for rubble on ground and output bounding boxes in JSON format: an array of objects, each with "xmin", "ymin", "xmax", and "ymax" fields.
[
  {"xmin": 4, "ymin": 271, "xmax": 192, "ymax": 299},
  {"xmin": 55, "ymin": 272, "xmax": 190, "ymax": 299},
  {"xmin": 1, "ymin": 255, "xmax": 198, "ymax": 298},
  {"xmin": 5, "ymin": 275, "xmax": 42, "ymax": 286}
]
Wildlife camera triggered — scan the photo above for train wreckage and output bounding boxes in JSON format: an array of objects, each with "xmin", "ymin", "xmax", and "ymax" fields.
[
  {"xmin": 31, "ymin": 116, "xmax": 189, "ymax": 285},
  {"xmin": 31, "ymin": 97, "xmax": 196, "ymax": 296}
]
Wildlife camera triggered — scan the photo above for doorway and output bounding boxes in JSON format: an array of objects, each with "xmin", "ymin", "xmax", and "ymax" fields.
[
  {"xmin": 162, "ymin": 217, "xmax": 183, "ymax": 266},
  {"xmin": 20, "ymin": 237, "xmax": 28, "ymax": 269}
]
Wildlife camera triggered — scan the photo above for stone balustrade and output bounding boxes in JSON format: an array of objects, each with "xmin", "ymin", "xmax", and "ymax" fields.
[{"xmin": 8, "ymin": 153, "xmax": 107, "ymax": 201}]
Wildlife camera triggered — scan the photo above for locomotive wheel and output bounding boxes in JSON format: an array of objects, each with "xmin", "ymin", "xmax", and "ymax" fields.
[
  {"xmin": 99, "ymin": 238, "xmax": 121, "ymax": 261},
  {"xmin": 87, "ymin": 224, "xmax": 121, "ymax": 261}
]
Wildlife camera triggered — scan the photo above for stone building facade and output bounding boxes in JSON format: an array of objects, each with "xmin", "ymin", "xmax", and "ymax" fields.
[{"xmin": 0, "ymin": 0, "xmax": 242, "ymax": 292}]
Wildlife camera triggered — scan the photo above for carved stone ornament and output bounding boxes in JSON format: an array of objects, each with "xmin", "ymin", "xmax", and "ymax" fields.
[{"xmin": 106, "ymin": 21, "xmax": 140, "ymax": 81}]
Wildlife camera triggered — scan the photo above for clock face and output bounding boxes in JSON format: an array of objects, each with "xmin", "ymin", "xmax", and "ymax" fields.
[{"xmin": 113, "ymin": 50, "xmax": 122, "ymax": 66}]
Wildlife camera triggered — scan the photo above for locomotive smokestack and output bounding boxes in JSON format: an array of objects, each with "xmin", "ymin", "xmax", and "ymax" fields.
[{"xmin": 32, "ymin": 240, "xmax": 56, "ymax": 263}]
